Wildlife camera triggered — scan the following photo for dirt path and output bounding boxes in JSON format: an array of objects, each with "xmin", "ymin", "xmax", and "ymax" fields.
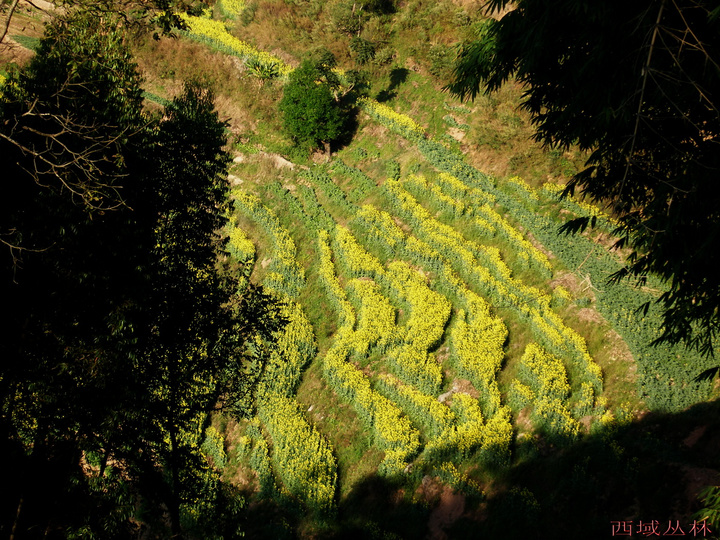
[{"xmin": 426, "ymin": 486, "xmax": 465, "ymax": 540}]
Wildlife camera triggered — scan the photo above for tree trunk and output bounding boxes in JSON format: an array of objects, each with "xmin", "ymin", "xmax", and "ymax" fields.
[{"xmin": 324, "ymin": 140, "xmax": 331, "ymax": 161}]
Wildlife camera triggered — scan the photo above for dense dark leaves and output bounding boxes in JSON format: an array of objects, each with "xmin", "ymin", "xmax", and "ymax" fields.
[
  {"xmin": 1, "ymin": 12, "xmax": 283, "ymax": 538},
  {"xmin": 279, "ymin": 59, "xmax": 344, "ymax": 153},
  {"xmin": 449, "ymin": 0, "xmax": 720, "ymax": 356}
]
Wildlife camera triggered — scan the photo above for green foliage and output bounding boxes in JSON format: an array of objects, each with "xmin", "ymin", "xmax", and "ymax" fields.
[
  {"xmin": 427, "ymin": 43, "xmax": 454, "ymax": 79},
  {"xmin": 350, "ymin": 36, "xmax": 376, "ymax": 65},
  {"xmin": 0, "ymin": 14, "xmax": 283, "ymax": 537},
  {"xmin": 330, "ymin": 0, "xmax": 368, "ymax": 35},
  {"xmin": 449, "ymin": 0, "xmax": 720, "ymax": 356},
  {"xmin": 696, "ymin": 486, "xmax": 720, "ymax": 532},
  {"xmin": 279, "ymin": 60, "xmax": 344, "ymax": 152}
]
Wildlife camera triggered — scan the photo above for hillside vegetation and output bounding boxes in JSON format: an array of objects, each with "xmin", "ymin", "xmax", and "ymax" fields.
[{"xmin": 2, "ymin": 1, "xmax": 719, "ymax": 538}]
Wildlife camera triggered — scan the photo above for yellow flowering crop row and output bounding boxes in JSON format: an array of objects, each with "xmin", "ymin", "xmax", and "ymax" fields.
[
  {"xmin": 449, "ymin": 303, "xmax": 506, "ymax": 418},
  {"xmin": 434, "ymin": 462, "xmax": 484, "ymax": 497},
  {"xmin": 216, "ymin": 0, "xmax": 245, "ymax": 18},
  {"xmin": 423, "ymin": 392, "xmax": 485, "ymax": 462},
  {"xmin": 257, "ymin": 393, "xmax": 337, "ymax": 513},
  {"xmin": 329, "ymin": 223, "xmax": 448, "ymax": 394},
  {"xmin": 399, "ymin": 173, "xmax": 551, "ymax": 276},
  {"xmin": 258, "ymin": 299, "xmax": 317, "ymax": 397},
  {"xmin": 385, "ymin": 261, "xmax": 451, "ymax": 352},
  {"xmin": 179, "ymin": 14, "xmax": 292, "ymax": 77},
  {"xmin": 318, "ymin": 230, "xmax": 356, "ymax": 329},
  {"xmin": 233, "ymin": 189, "xmax": 305, "ymax": 298},
  {"xmin": 323, "ymin": 336, "xmax": 421, "ymax": 476},
  {"xmin": 333, "ymin": 224, "xmax": 384, "ymax": 278},
  {"xmin": 436, "ymin": 172, "xmax": 496, "ymax": 206},
  {"xmin": 358, "ymin": 97, "xmax": 426, "ymax": 139},
  {"xmin": 402, "ymin": 174, "xmax": 466, "ymax": 216},
  {"xmin": 511, "ymin": 343, "xmax": 582, "ymax": 440},
  {"xmin": 227, "ymin": 221, "xmax": 255, "ymax": 266},
  {"xmin": 347, "ymin": 278, "xmax": 398, "ymax": 355},
  {"xmin": 383, "ymin": 179, "xmax": 603, "ymax": 395},
  {"xmin": 318, "ymin": 232, "xmax": 421, "ymax": 475},
  {"xmin": 474, "ymin": 203, "xmax": 552, "ymax": 275},
  {"xmin": 376, "ymin": 373, "xmax": 456, "ymax": 439},
  {"xmin": 507, "ymin": 176, "xmax": 539, "ymax": 202}
]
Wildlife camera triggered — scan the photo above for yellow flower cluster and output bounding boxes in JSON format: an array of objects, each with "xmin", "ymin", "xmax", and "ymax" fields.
[
  {"xmin": 330, "ymin": 222, "xmax": 448, "ymax": 393},
  {"xmin": 507, "ymin": 176, "xmax": 539, "ymax": 201},
  {"xmin": 358, "ymin": 97, "xmax": 426, "ymax": 138},
  {"xmin": 402, "ymin": 174, "xmax": 466, "ymax": 216},
  {"xmin": 384, "ymin": 179, "xmax": 603, "ymax": 395},
  {"xmin": 227, "ymin": 222, "xmax": 255, "ymax": 265},
  {"xmin": 385, "ymin": 261, "xmax": 451, "ymax": 353},
  {"xmin": 179, "ymin": 14, "xmax": 291, "ymax": 77},
  {"xmin": 514, "ymin": 343, "xmax": 581, "ymax": 439},
  {"xmin": 257, "ymin": 393, "xmax": 337, "ymax": 513},
  {"xmin": 354, "ymin": 204, "xmax": 406, "ymax": 253},
  {"xmin": 474, "ymin": 203, "xmax": 552, "ymax": 274},
  {"xmin": 377, "ymin": 374, "xmax": 456, "ymax": 439},
  {"xmin": 333, "ymin": 224, "xmax": 384, "ymax": 278},
  {"xmin": 434, "ymin": 462, "xmax": 484, "ymax": 496},
  {"xmin": 318, "ymin": 230, "xmax": 355, "ymax": 329},
  {"xmin": 423, "ymin": 393, "xmax": 485, "ymax": 461},
  {"xmin": 436, "ymin": 172, "xmax": 496, "ymax": 206},
  {"xmin": 233, "ymin": 190, "xmax": 305, "ymax": 297},
  {"xmin": 318, "ymin": 233, "xmax": 421, "ymax": 475},
  {"xmin": 201, "ymin": 426, "xmax": 227, "ymax": 469},
  {"xmin": 347, "ymin": 279, "xmax": 398, "ymax": 355},
  {"xmin": 216, "ymin": 0, "xmax": 245, "ymax": 17},
  {"xmin": 323, "ymin": 340, "xmax": 421, "ymax": 475},
  {"xmin": 258, "ymin": 299, "xmax": 317, "ymax": 397},
  {"xmin": 449, "ymin": 300, "xmax": 506, "ymax": 418},
  {"xmin": 478, "ymin": 405, "xmax": 513, "ymax": 465}
]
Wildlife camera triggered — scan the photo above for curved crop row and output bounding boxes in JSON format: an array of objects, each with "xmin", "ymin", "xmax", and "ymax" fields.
[
  {"xmin": 375, "ymin": 374, "xmax": 456, "ymax": 440},
  {"xmin": 179, "ymin": 14, "xmax": 291, "ymax": 78},
  {"xmin": 383, "ymin": 179, "xmax": 602, "ymax": 395},
  {"xmin": 231, "ymin": 191, "xmax": 337, "ymax": 512},
  {"xmin": 346, "ymin": 278, "xmax": 398, "ymax": 356},
  {"xmin": 258, "ymin": 300, "xmax": 317, "ymax": 397},
  {"xmin": 233, "ymin": 189, "xmax": 305, "ymax": 298},
  {"xmin": 257, "ymin": 393, "xmax": 337, "ymax": 514},
  {"xmin": 508, "ymin": 343, "xmax": 582, "ymax": 440},
  {"xmin": 449, "ymin": 301, "xmax": 506, "ymax": 418},
  {"xmin": 317, "ymin": 232, "xmax": 421, "ymax": 476}
]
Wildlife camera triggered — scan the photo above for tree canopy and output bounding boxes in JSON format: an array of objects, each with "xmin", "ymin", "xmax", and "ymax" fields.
[
  {"xmin": 0, "ymin": 11, "xmax": 283, "ymax": 537},
  {"xmin": 449, "ymin": 0, "xmax": 720, "ymax": 356},
  {"xmin": 279, "ymin": 58, "xmax": 345, "ymax": 154}
]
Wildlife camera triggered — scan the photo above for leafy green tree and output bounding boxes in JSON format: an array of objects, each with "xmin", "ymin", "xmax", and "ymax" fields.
[
  {"xmin": 449, "ymin": 0, "xmax": 720, "ymax": 356},
  {"xmin": 0, "ymin": 12, "xmax": 283, "ymax": 538},
  {"xmin": 124, "ymin": 81, "xmax": 284, "ymax": 536},
  {"xmin": 279, "ymin": 59, "xmax": 345, "ymax": 155}
]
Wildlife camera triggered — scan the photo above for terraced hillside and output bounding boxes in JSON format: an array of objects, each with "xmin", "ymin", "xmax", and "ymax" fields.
[
  {"xmin": 3, "ymin": 2, "xmax": 719, "ymax": 538},
  {"xmin": 158, "ymin": 6, "xmax": 720, "ymax": 538}
]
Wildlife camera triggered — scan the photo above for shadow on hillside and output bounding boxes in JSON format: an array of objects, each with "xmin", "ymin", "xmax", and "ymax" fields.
[
  {"xmin": 450, "ymin": 400, "xmax": 720, "ymax": 540},
  {"xmin": 376, "ymin": 68, "xmax": 409, "ymax": 103},
  {"xmin": 310, "ymin": 402, "xmax": 720, "ymax": 540},
  {"xmin": 238, "ymin": 400, "xmax": 720, "ymax": 539}
]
